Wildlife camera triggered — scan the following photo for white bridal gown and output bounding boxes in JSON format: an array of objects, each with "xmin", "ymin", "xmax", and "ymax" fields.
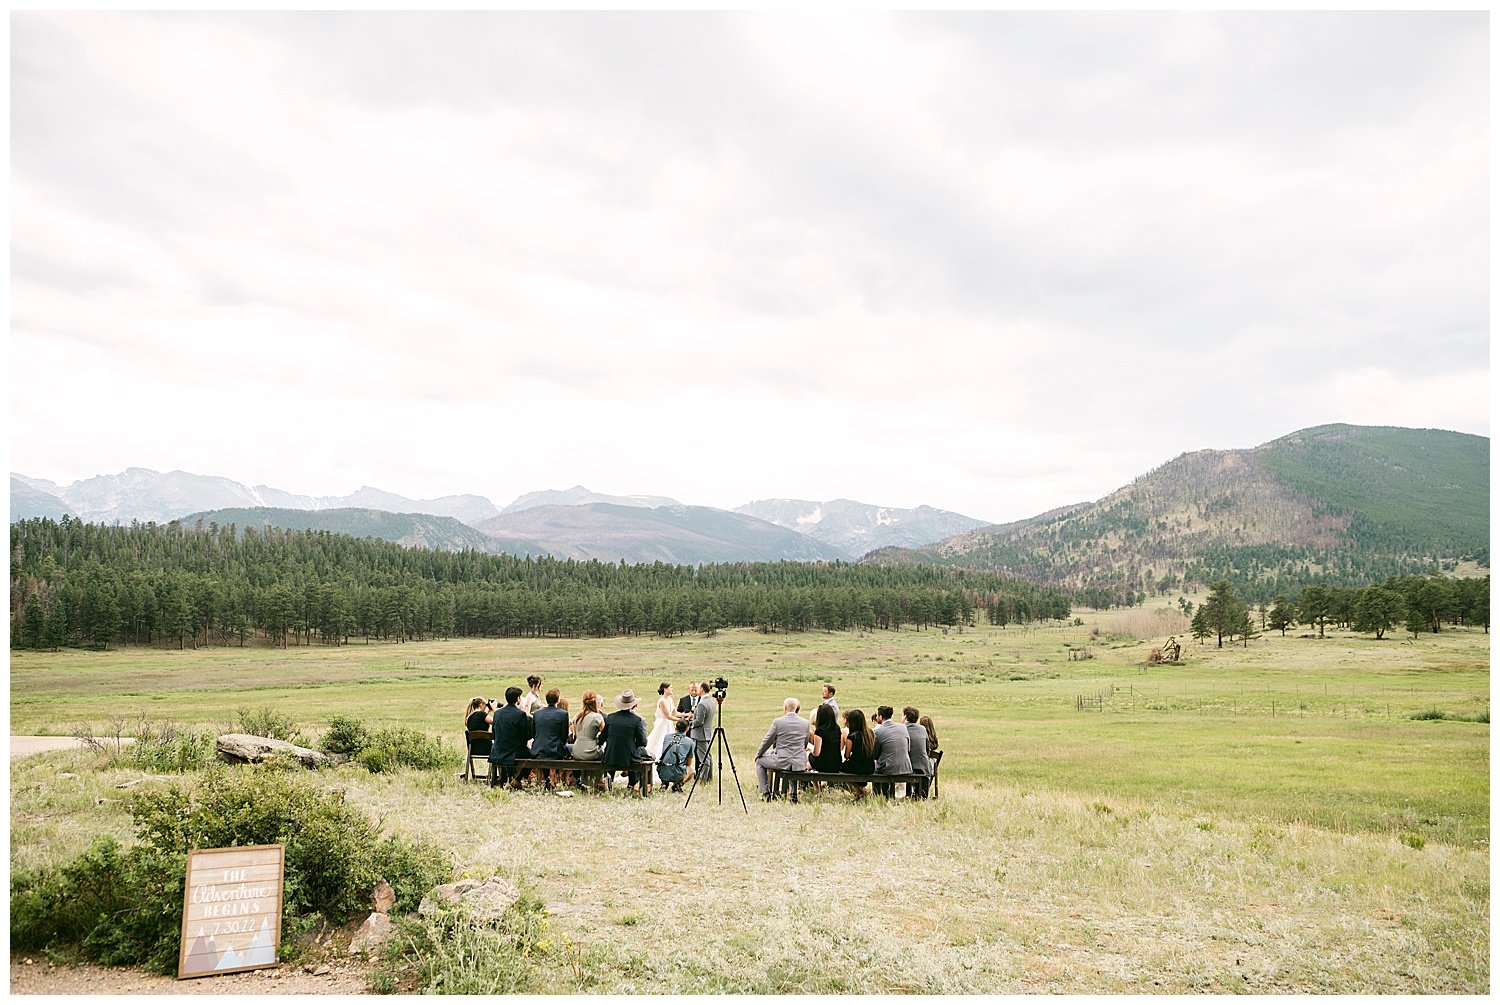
[{"xmin": 645, "ymin": 698, "xmax": 675, "ymax": 782}]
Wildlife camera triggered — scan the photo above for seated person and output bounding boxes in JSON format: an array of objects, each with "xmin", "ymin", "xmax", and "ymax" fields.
[
  {"xmin": 465, "ymin": 697, "xmax": 492, "ymax": 757},
  {"xmin": 530, "ymin": 688, "xmax": 571, "ymax": 759},
  {"xmin": 903, "ymin": 706, "xmax": 933, "ymax": 798},
  {"xmin": 755, "ymin": 697, "xmax": 809, "ymax": 799},
  {"xmin": 841, "ymin": 708, "xmax": 876, "ymax": 798},
  {"xmin": 808, "ymin": 702, "xmax": 843, "ymax": 774},
  {"xmin": 488, "ymin": 687, "xmax": 533, "ymax": 787},
  {"xmin": 871, "ymin": 705, "xmax": 913, "ymax": 797},
  {"xmin": 657, "ymin": 720, "xmax": 695, "ymax": 792},
  {"xmin": 600, "ymin": 689, "xmax": 652, "ymax": 791},
  {"xmin": 572, "ymin": 691, "xmax": 605, "ymax": 762}
]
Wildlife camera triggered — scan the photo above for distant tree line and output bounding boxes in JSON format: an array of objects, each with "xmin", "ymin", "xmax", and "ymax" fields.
[
  {"xmin": 9, "ymin": 517, "xmax": 1072, "ymax": 651},
  {"xmin": 1182, "ymin": 574, "xmax": 1489, "ymax": 649}
]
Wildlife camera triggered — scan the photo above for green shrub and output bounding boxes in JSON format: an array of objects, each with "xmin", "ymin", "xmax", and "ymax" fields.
[
  {"xmin": 374, "ymin": 896, "xmax": 551, "ymax": 994},
  {"xmin": 9, "ymin": 768, "xmax": 453, "ymax": 974},
  {"xmin": 357, "ymin": 727, "xmax": 453, "ymax": 773},
  {"xmin": 1399, "ymin": 832, "xmax": 1426, "ymax": 850},
  {"xmin": 1409, "ymin": 708, "xmax": 1449, "ymax": 721},
  {"xmin": 322, "ymin": 715, "xmax": 372, "ymax": 755},
  {"xmin": 11, "ymin": 837, "xmax": 133, "ymax": 954},
  {"xmin": 234, "ymin": 706, "xmax": 305, "ymax": 744},
  {"xmin": 130, "ymin": 722, "xmax": 219, "ymax": 773},
  {"xmin": 371, "ymin": 836, "xmax": 452, "ymax": 914}
]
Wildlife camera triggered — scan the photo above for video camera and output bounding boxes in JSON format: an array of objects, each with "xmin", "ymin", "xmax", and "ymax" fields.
[{"xmin": 710, "ymin": 676, "xmax": 729, "ymax": 702}]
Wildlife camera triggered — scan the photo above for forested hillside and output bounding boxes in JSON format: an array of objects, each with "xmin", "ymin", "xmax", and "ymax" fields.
[
  {"xmin": 9, "ymin": 517, "xmax": 1070, "ymax": 650},
  {"xmin": 177, "ymin": 507, "xmax": 496, "ymax": 553},
  {"xmin": 882, "ymin": 425, "xmax": 1488, "ymax": 605}
]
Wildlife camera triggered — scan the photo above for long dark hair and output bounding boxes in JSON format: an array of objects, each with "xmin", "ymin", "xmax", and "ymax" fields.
[
  {"xmin": 919, "ymin": 714, "xmax": 939, "ymax": 750},
  {"xmin": 844, "ymin": 708, "xmax": 875, "ymax": 757},
  {"xmin": 814, "ymin": 703, "xmax": 838, "ymax": 732}
]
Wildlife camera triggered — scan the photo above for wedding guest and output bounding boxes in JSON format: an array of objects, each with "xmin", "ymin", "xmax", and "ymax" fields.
[
  {"xmin": 531, "ymin": 689, "xmax": 571, "ymax": 759},
  {"xmin": 841, "ymin": 708, "xmax": 876, "ymax": 799},
  {"xmin": 572, "ymin": 691, "xmax": 605, "ymax": 760},
  {"xmin": 919, "ymin": 714, "xmax": 940, "ymax": 760},
  {"xmin": 755, "ymin": 697, "xmax": 809, "ymax": 800},
  {"xmin": 903, "ymin": 706, "xmax": 933, "ymax": 798},
  {"xmin": 808, "ymin": 702, "xmax": 843, "ymax": 774},
  {"xmin": 871, "ymin": 706, "xmax": 913, "ymax": 798},
  {"xmin": 488, "ymin": 687, "xmax": 532, "ymax": 788},
  {"xmin": 601, "ymin": 689, "xmax": 652, "ymax": 792}
]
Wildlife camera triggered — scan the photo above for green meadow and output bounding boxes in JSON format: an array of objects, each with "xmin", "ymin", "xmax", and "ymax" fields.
[{"xmin": 9, "ymin": 602, "xmax": 1490, "ymax": 992}]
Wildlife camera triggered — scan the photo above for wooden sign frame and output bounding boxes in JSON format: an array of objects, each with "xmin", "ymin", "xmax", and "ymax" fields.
[{"xmin": 177, "ymin": 844, "xmax": 286, "ymax": 979}]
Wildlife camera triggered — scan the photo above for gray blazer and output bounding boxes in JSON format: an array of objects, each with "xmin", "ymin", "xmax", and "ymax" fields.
[
  {"xmin": 689, "ymin": 694, "xmax": 716, "ymax": 741},
  {"xmin": 906, "ymin": 722, "xmax": 933, "ymax": 776},
  {"xmin": 873, "ymin": 719, "xmax": 913, "ymax": 775},
  {"xmin": 756, "ymin": 712, "xmax": 809, "ymax": 770}
]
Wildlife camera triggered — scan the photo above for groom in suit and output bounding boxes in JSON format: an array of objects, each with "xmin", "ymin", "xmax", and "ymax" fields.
[
  {"xmin": 677, "ymin": 681, "xmax": 700, "ymax": 717},
  {"xmin": 689, "ymin": 680, "xmax": 716, "ymax": 781}
]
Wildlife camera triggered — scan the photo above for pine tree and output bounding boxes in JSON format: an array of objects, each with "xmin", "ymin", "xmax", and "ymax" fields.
[
  {"xmin": 21, "ymin": 594, "xmax": 46, "ymax": 649},
  {"xmin": 1352, "ymin": 586, "xmax": 1404, "ymax": 640},
  {"xmin": 1198, "ymin": 580, "xmax": 1247, "ymax": 649}
]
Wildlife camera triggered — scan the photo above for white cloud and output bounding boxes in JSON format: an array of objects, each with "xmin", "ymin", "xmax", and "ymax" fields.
[{"xmin": 9, "ymin": 12, "xmax": 1489, "ymax": 521}]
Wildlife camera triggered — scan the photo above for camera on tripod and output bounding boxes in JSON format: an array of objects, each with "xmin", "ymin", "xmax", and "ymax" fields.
[{"xmin": 710, "ymin": 676, "xmax": 729, "ymax": 702}]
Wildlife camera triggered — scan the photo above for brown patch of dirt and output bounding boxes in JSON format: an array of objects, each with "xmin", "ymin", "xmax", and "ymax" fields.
[{"xmin": 9, "ymin": 959, "xmax": 369, "ymax": 995}]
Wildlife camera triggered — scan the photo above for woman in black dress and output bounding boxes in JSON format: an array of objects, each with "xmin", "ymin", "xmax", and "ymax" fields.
[
  {"xmin": 808, "ymin": 702, "xmax": 843, "ymax": 774},
  {"xmin": 841, "ymin": 708, "xmax": 876, "ymax": 798}
]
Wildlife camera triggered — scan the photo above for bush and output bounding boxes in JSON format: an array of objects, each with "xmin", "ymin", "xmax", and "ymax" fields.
[
  {"xmin": 322, "ymin": 715, "xmax": 372, "ymax": 755},
  {"xmin": 9, "ymin": 768, "xmax": 453, "ymax": 974},
  {"xmin": 357, "ymin": 727, "xmax": 453, "ymax": 773},
  {"xmin": 129, "ymin": 721, "xmax": 219, "ymax": 773},
  {"xmin": 1409, "ymin": 708, "xmax": 1449, "ymax": 721},
  {"xmin": 234, "ymin": 706, "xmax": 305, "ymax": 744},
  {"xmin": 372, "ymin": 895, "xmax": 551, "ymax": 994}
]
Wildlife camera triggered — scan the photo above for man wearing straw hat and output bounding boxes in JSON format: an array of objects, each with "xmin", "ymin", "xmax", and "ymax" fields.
[{"xmin": 601, "ymin": 689, "xmax": 652, "ymax": 793}]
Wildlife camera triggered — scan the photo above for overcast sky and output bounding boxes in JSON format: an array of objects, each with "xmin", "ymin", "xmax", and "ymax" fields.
[{"xmin": 10, "ymin": 12, "xmax": 1489, "ymax": 523}]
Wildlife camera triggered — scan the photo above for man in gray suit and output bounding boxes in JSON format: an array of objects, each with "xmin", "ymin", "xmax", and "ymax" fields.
[
  {"xmin": 903, "ymin": 705, "xmax": 933, "ymax": 798},
  {"xmin": 872, "ymin": 705, "xmax": 913, "ymax": 797},
  {"xmin": 754, "ymin": 697, "xmax": 809, "ymax": 799},
  {"xmin": 689, "ymin": 680, "xmax": 716, "ymax": 781}
]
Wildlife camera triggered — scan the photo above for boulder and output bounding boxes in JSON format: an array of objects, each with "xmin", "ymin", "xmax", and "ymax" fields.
[
  {"xmin": 216, "ymin": 734, "xmax": 331, "ymax": 769},
  {"xmin": 372, "ymin": 879, "xmax": 395, "ymax": 914},
  {"xmin": 418, "ymin": 877, "xmax": 521, "ymax": 923},
  {"xmin": 347, "ymin": 912, "xmax": 393, "ymax": 957}
]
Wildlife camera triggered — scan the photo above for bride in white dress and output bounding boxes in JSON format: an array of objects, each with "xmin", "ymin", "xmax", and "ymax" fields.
[{"xmin": 645, "ymin": 683, "xmax": 679, "ymax": 782}]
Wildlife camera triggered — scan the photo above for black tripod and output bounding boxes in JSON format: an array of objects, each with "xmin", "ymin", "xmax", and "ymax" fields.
[{"xmin": 683, "ymin": 698, "xmax": 748, "ymax": 812}]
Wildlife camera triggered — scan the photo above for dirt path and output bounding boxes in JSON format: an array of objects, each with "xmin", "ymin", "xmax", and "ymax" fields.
[
  {"xmin": 10, "ymin": 959, "xmax": 368, "ymax": 995},
  {"xmin": 10, "ymin": 736, "xmax": 133, "ymax": 758}
]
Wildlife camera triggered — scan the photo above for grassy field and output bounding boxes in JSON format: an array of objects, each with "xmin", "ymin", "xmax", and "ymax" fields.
[{"xmin": 8, "ymin": 603, "xmax": 1490, "ymax": 992}]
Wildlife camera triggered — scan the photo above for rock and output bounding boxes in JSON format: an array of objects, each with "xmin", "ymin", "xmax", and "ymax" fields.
[
  {"xmin": 347, "ymin": 912, "xmax": 393, "ymax": 956},
  {"xmin": 216, "ymin": 734, "xmax": 331, "ymax": 769},
  {"xmin": 418, "ymin": 877, "xmax": 521, "ymax": 923},
  {"xmin": 372, "ymin": 879, "xmax": 395, "ymax": 914},
  {"xmin": 57, "ymin": 773, "xmax": 79, "ymax": 780},
  {"xmin": 312, "ymin": 964, "xmax": 331, "ymax": 977}
]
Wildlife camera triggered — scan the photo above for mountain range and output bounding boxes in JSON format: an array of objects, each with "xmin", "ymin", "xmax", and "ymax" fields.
[
  {"xmin": 10, "ymin": 424, "xmax": 1488, "ymax": 584},
  {"xmin": 8, "ymin": 471, "xmax": 982, "ymax": 564},
  {"xmin": 867, "ymin": 424, "xmax": 1489, "ymax": 601}
]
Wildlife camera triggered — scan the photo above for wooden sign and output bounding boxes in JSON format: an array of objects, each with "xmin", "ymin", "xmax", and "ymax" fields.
[{"xmin": 177, "ymin": 844, "xmax": 285, "ymax": 979}]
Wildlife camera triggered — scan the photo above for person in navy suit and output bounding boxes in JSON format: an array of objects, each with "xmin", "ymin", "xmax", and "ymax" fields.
[
  {"xmin": 488, "ymin": 686, "xmax": 533, "ymax": 788},
  {"xmin": 530, "ymin": 689, "xmax": 571, "ymax": 758}
]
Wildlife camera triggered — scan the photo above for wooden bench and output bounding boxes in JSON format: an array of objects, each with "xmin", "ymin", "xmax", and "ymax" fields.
[
  {"xmin": 509, "ymin": 758, "xmax": 653, "ymax": 796},
  {"xmin": 768, "ymin": 768, "xmax": 935, "ymax": 803}
]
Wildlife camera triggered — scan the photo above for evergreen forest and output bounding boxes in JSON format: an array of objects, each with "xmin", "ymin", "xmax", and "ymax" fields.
[{"xmin": 9, "ymin": 517, "xmax": 1072, "ymax": 650}]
